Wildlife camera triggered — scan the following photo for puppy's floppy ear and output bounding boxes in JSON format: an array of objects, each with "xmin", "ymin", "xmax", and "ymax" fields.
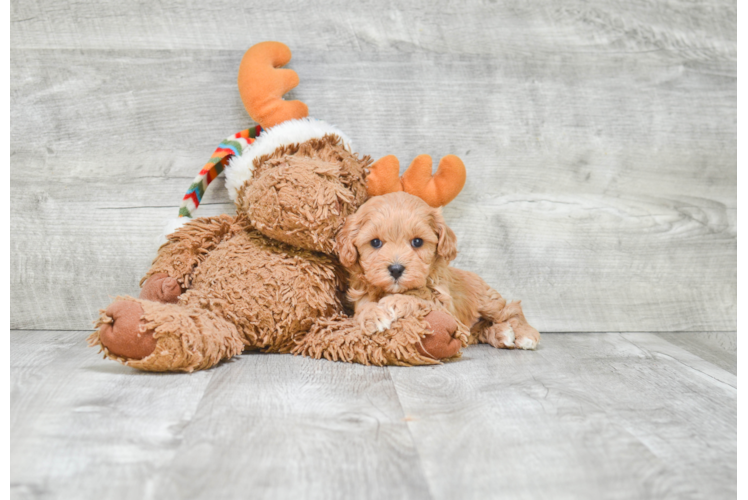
[
  {"xmin": 336, "ymin": 212, "xmax": 360, "ymax": 268},
  {"xmin": 432, "ymin": 208, "xmax": 458, "ymax": 262}
]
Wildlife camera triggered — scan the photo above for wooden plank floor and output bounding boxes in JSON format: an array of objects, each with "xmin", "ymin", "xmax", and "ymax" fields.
[{"xmin": 10, "ymin": 331, "xmax": 736, "ymax": 499}]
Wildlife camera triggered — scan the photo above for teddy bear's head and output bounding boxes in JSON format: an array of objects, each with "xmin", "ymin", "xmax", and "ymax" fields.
[{"xmin": 225, "ymin": 121, "xmax": 370, "ymax": 253}]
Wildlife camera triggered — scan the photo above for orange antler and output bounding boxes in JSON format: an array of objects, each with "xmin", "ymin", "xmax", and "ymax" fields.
[
  {"xmin": 366, "ymin": 155, "xmax": 403, "ymax": 197},
  {"xmin": 366, "ymin": 154, "xmax": 466, "ymax": 207},
  {"xmin": 402, "ymin": 155, "xmax": 466, "ymax": 207},
  {"xmin": 238, "ymin": 42, "xmax": 309, "ymax": 129}
]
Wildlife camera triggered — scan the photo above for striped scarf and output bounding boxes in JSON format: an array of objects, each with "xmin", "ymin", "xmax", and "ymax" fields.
[{"xmin": 178, "ymin": 125, "xmax": 263, "ymax": 217}]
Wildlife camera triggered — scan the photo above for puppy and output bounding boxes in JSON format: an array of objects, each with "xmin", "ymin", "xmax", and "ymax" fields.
[{"xmin": 336, "ymin": 191, "xmax": 540, "ymax": 351}]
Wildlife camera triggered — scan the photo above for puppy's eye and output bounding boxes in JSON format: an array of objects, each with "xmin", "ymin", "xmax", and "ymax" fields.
[
  {"xmin": 370, "ymin": 238, "xmax": 383, "ymax": 249},
  {"xmin": 411, "ymin": 238, "xmax": 424, "ymax": 248}
]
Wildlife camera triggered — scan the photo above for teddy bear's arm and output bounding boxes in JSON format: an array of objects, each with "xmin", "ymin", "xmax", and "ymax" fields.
[
  {"xmin": 142, "ymin": 214, "xmax": 250, "ymax": 290},
  {"xmin": 291, "ymin": 303, "xmax": 468, "ymax": 366}
]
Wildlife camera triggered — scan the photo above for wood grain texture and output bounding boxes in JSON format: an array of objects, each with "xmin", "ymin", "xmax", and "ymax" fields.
[
  {"xmin": 10, "ymin": 0, "xmax": 736, "ymax": 332},
  {"xmin": 389, "ymin": 332, "xmax": 736, "ymax": 500},
  {"xmin": 11, "ymin": 331, "xmax": 217, "ymax": 500},
  {"xmin": 654, "ymin": 331, "xmax": 737, "ymax": 375},
  {"xmin": 10, "ymin": 331, "xmax": 736, "ymax": 499},
  {"xmin": 10, "ymin": 330, "xmax": 430, "ymax": 500},
  {"xmin": 10, "ymin": 0, "xmax": 737, "ymax": 58},
  {"xmin": 144, "ymin": 354, "xmax": 431, "ymax": 500}
]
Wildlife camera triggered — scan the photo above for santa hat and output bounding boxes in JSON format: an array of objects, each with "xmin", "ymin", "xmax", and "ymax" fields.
[{"xmin": 161, "ymin": 117, "xmax": 351, "ymax": 238}]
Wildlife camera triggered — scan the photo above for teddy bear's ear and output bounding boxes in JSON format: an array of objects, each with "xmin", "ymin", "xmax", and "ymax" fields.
[
  {"xmin": 238, "ymin": 42, "xmax": 309, "ymax": 129},
  {"xmin": 366, "ymin": 154, "xmax": 466, "ymax": 208}
]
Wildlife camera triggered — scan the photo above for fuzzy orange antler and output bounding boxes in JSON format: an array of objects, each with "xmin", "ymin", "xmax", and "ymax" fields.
[
  {"xmin": 367, "ymin": 154, "xmax": 466, "ymax": 207},
  {"xmin": 238, "ymin": 42, "xmax": 309, "ymax": 129},
  {"xmin": 366, "ymin": 155, "xmax": 403, "ymax": 197},
  {"xmin": 402, "ymin": 155, "xmax": 466, "ymax": 207}
]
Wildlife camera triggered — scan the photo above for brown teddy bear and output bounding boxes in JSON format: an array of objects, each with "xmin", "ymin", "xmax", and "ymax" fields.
[{"xmin": 88, "ymin": 42, "xmax": 469, "ymax": 372}]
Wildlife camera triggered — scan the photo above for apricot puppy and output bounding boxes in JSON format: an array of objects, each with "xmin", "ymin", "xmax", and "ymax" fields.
[{"xmin": 337, "ymin": 191, "xmax": 540, "ymax": 351}]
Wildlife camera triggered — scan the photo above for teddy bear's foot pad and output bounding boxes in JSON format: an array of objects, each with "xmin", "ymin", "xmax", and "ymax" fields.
[
  {"xmin": 139, "ymin": 273, "xmax": 182, "ymax": 303},
  {"xmin": 98, "ymin": 300, "xmax": 157, "ymax": 360},
  {"xmin": 417, "ymin": 310, "xmax": 462, "ymax": 360}
]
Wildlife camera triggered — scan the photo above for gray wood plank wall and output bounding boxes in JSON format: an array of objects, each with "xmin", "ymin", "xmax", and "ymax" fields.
[{"xmin": 10, "ymin": 0, "xmax": 736, "ymax": 332}]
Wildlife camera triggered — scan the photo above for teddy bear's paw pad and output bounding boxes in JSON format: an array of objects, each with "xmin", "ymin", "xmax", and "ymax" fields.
[
  {"xmin": 417, "ymin": 311, "xmax": 461, "ymax": 360},
  {"xmin": 99, "ymin": 300, "xmax": 157, "ymax": 360},
  {"xmin": 140, "ymin": 273, "xmax": 182, "ymax": 304}
]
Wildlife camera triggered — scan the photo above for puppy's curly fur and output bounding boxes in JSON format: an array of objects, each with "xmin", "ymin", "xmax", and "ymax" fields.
[{"xmin": 337, "ymin": 192, "xmax": 540, "ymax": 350}]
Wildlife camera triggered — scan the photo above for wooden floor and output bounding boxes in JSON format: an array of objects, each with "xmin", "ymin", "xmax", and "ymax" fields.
[
  {"xmin": 11, "ymin": 331, "xmax": 736, "ymax": 499},
  {"xmin": 10, "ymin": 0, "xmax": 736, "ymax": 498}
]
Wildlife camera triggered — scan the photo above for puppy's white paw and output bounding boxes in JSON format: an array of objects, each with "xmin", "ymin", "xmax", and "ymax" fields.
[
  {"xmin": 479, "ymin": 323, "xmax": 516, "ymax": 349},
  {"xmin": 378, "ymin": 295, "xmax": 425, "ymax": 321},
  {"xmin": 479, "ymin": 323, "xmax": 517, "ymax": 349},
  {"xmin": 502, "ymin": 326, "xmax": 516, "ymax": 348},
  {"xmin": 357, "ymin": 305, "xmax": 395, "ymax": 333},
  {"xmin": 479, "ymin": 317, "xmax": 541, "ymax": 351},
  {"xmin": 374, "ymin": 314, "xmax": 392, "ymax": 332},
  {"xmin": 515, "ymin": 336, "xmax": 537, "ymax": 350}
]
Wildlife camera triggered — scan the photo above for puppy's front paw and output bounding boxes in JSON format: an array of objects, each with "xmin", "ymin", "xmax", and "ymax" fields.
[
  {"xmin": 378, "ymin": 294, "xmax": 424, "ymax": 322},
  {"xmin": 357, "ymin": 305, "xmax": 395, "ymax": 333}
]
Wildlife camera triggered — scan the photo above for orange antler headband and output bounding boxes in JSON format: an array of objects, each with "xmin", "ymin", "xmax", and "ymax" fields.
[{"xmin": 366, "ymin": 154, "xmax": 467, "ymax": 207}]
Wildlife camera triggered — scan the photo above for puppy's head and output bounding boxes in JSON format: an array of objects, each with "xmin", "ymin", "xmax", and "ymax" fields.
[{"xmin": 336, "ymin": 191, "xmax": 457, "ymax": 293}]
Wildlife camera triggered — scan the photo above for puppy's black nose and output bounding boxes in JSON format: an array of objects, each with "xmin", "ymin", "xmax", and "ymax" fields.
[{"xmin": 388, "ymin": 264, "xmax": 405, "ymax": 279}]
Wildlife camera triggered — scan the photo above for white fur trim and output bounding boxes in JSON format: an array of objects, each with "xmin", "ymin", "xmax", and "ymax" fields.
[
  {"xmin": 224, "ymin": 118, "xmax": 353, "ymax": 201},
  {"xmin": 156, "ymin": 217, "xmax": 189, "ymax": 248}
]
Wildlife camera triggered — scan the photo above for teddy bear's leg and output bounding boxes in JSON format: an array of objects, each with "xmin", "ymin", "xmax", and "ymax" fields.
[
  {"xmin": 291, "ymin": 307, "xmax": 466, "ymax": 366},
  {"xmin": 88, "ymin": 296, "xmax": 245, "ymax": 372},
  {"xmin": 142, "ymin": 214, "xmax": 249, "ymax": 290}
]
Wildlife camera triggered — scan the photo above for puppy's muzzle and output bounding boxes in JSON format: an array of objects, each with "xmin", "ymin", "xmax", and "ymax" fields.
[{"xmin": 388, "ymin": 264, "xmax": 405, "ymax": 280}]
